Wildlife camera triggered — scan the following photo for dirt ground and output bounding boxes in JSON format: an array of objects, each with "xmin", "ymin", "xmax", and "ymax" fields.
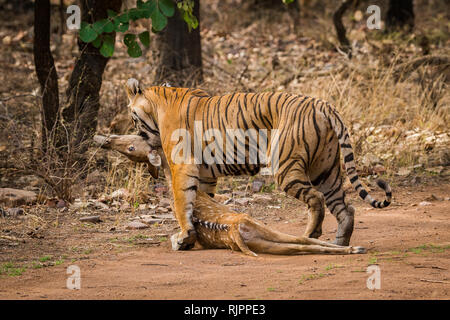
[{"xmin": 1, "ymin": 183, "xmax": 449, "ymax": 300}]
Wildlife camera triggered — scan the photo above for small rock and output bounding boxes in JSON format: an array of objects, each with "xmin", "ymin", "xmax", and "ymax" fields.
[
  {"xmin": 137, "ymin": 214, "xmax": 175, "ymax": 223},
  {"xmin": 251, "ymin": 179, "xmax": 264, "ymax": 193},
  {"xmin": 79, "ymin": 215, "xmax": 102, "ymax": 223},
  {"xmin": 159, "ymin": 198, "xmax": 172, "ymax": 208},
  {"xmin": 6, "ymin": 207, "xmax": 24, "ymax": 217},
  {"xmin": 93, "ymin": 201, "xmax": 109, "ymax": 211},
  {"xmin": 126, "ymin": 221, "xmax": 149, "ymax": 230},
  {"xmin": 0, "ymin": 188, "xmax": 37, "ymax": 206},
  {"xmin": 111, "ymin": 188, "xmax": 129, "ymax": 199},
  {"xmin": 139, "ymin": 217, "xmax": 163, "ymax": 224},
  {"xmin": 2, "ymin": 35, "xmax": 12, "ymax": 45},
  {"xmin": 154, "ymin": 184, "xmax": 168, "ymax": 194},
  {"xmin": 396, "ymin": 168, "xmax": 411, "ymax": 176},
  {"xmin": 56, "ymin": 200, "xmax": 67, "ymax": 208},
  {"xmin": 156, "ymin": 206, "xmax": 169, "ymax": 213},
  {"xmin": 419, "ymin": 201, "xmax": 432, "ymax": 206},
  {"xmin": 155, "ymin": 214, "xmax": 176, "ymax": 220},
  {"xmin": 424, "ymin": 194, "xmax": 443, "ymax": 202},
  {"xmin": 234, "ymin": 197, "xmax": 253, "ymax": 206},
  {"xmin": 253, "ymin": 194, "xmax": 272, "ymax": 203}
]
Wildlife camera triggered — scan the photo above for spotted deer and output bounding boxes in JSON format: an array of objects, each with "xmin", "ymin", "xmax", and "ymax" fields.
[{"xmin": 94, "ymin": 134, "xmax": 366, "ymax": 256}]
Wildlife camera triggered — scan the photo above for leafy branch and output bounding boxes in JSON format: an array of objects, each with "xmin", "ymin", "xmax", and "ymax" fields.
[{"xmin": 79, "ymin": 0, "xmax": 198, "ymax": 58}]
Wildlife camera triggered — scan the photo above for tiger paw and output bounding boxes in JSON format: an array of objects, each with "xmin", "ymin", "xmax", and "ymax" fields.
[{"xmin": 170, "ymin": 229, "xmax": 197, "ymax": 251}]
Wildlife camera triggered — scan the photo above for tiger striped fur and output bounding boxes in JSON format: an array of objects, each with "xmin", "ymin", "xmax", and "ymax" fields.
[{"xmin": 124, "ymin": 78, "xmax": 392, "ymax": 248}]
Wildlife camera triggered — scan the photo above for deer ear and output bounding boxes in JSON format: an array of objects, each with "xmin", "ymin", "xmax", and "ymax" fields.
[
  {"xmin": 125, "ymin": 78, "xmax": 142, "ymax": 102},
  {"xmin": 146, "ymin": 151, "xmax": 161, "ymax": 179},
  {"xmin": 148, "ymin": 150, "xmax": 162, "ymax": 167}
]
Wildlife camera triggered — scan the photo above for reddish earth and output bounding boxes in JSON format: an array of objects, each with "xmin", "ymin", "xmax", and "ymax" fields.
[{"xmin": 0, "ymin": 184, "xmax": 449, "ymax": 299}]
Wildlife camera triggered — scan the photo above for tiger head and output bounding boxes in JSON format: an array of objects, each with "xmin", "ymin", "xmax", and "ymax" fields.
[{"xmin": 124, "ymin": 78, "xmax": 164, "ymax": 145}]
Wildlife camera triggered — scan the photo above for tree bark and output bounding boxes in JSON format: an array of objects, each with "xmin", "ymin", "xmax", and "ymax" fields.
[
  {"xmin": 33, "ymin": 0, "xmax": 60, "ymax": 151},
  {"xmin": 154, "ymin": 0, "xmax": 202, "ymax": 86},
  {"xmin": 62, "ymin": 0, "xmax": 122, "ymax": 153},
  {"xmin": 386, "ymin": 0, "xmax": 414, "ymax": 32}
]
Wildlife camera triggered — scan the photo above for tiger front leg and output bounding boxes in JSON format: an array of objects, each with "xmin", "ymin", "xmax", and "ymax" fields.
[{"xmin": 170, "ymin": 164, "xmax": 200, "ymax": 250}]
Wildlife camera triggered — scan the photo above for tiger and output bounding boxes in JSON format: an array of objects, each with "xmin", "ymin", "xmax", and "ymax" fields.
[
  {"xmin": 93, "ymin": 133, "xmax": 367, "ymax": 256},
  {"xmin": 124, "ymin": 78, "xmax": 392, "ymax": 250}
]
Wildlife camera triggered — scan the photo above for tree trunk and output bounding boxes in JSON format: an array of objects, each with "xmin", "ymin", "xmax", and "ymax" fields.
[
  {"xmin": 386, "ymin": 0, "xmax": 414, "ymax": 32},
  {"xmin": 154, "ymin": 0, "xmax": 202, "ymax": 86},
  {"xmin": 63, "ymin": 0, "xmax": 122, "ymax": 154},
  {"xmin": 33, "ymin": 0, "xmax": 60, "ymax": 151},
  {"xmin": 333, "ymin": 0, "xmax": 353, "ymax": 58}
]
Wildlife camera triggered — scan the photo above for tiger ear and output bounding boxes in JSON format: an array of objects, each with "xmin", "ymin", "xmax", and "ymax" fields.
[
  {"xmin": 160, "ymin": 81, "xmax": 172, "ymax": 87},
  {"xmin": 125, "ymin": 78, "xmax": 142, "ymax": 102}
]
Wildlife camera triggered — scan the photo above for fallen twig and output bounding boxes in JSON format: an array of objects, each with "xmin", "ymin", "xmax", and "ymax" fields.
[{"xmin": 420, "ymin": 279, "xmax": 449, "ymax": 284}]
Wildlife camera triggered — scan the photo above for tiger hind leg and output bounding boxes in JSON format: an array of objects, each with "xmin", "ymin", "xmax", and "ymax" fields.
[
  {"xmin": 311, "ymin": 133, "xmax": 355, "ymax": 246},
  {"xmin": 318, "ymin": 174, "xmax": 354, "ymax": 246},
  {"xmin": 277, "ymin": 163, "xmax": 325, "ymax": 240}
]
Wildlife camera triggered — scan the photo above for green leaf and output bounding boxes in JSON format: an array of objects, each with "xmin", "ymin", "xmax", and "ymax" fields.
[
  {"xmin": 92, "ymin": 36, "xmax": 102, "ymax": 48},
  {"xmin": 127, "ymin": 41, "xmax": 142, "ymax": 58},
  {"xmin": 124, "ymin": 33, "xmax": 136, "ymax": 47},
  {"xmin": 116, "ymin": 22, "xmax": 129, "ymax": 32},
  {"xmin": 151, "ymin": 8, "xmax": 168, "ymax": 32},
  {"xmin": 103, "ymin": 19, "xmax": 115, "ymax": 33},
  {"xmin": 119, "ymin": 12, "xmax": 129, "ymax": 23},
  {"xmin": 137, "ymin": 0, "xmax": 145, "ymax": 9},
  {"xmin": 138, "ymin": 31, "xmax": 150, "ymax": 47},
  {"xmin": 79, "ymin": 24, "xmax": 98, "ymax": 43},
  {"xmin": 100, "ymin": 34, "xmax": 115, "ymax": 57},
  {"xmin": 93, "ymin": 19, "xmax": 107, "ymax": 34},
  {"xmin": 142, "ymin": 1, "xmax": 156, "ymax": 19},
  {"xmin": 159, "ymin": 0, "xmax": 175, "ymax": 17},
  {"xmin": 183, "ymin": 11, "xmax": 198, "ymax": 30},
  {"xmin": 129, "ymin": 8, "xmax": 144, "ymax": 21}
]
